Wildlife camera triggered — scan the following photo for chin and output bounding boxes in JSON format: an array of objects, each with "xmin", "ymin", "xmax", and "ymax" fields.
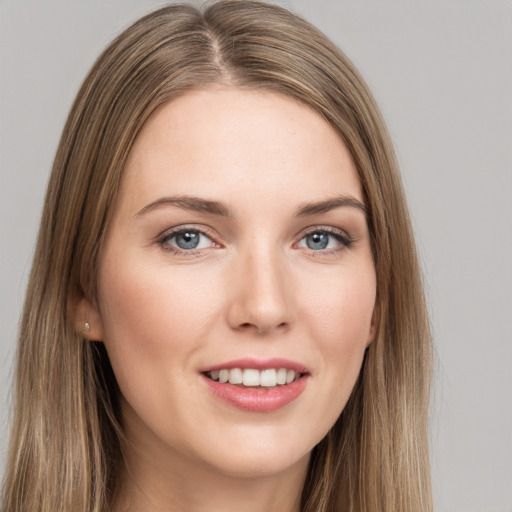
[
  {"xmin": 186, "ymin": 424, "xmax": 316, "ymax": 480},
  {"xmin": 205, "ymin": 448, "xmax": 311, "ymax": 480}
]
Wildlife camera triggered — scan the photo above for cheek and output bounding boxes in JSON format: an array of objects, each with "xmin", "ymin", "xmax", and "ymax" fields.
[
  {"xmin": 302, "ymin": 265, "xmax": 376, "ymax": 349},
  {"xmin": 97, "ymin": 255, "xmax": 220, "ymax": 375},
  {"xmin": 299, "ymin": 266, "xmax": 375, "ymax": 410}
]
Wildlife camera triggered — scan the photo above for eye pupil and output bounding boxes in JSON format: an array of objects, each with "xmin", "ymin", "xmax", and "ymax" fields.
[
  {"xmin": 176, "ymin": 231, "xmax": 200, "ymax": 249},
  {"xmin": 306, "ymin": 232, "xmax": 329, "ymax": 250}
]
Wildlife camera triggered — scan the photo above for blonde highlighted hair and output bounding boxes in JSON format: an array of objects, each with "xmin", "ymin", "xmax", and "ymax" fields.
[{"xmin": 2, "ymin": 2, "xmax": 432, "ymax": 511}]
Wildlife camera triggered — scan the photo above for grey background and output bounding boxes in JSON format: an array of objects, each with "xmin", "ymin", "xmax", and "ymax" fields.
[{"xmin": 1, "ymin": 1, "xmax": 511, "ymax": 510}]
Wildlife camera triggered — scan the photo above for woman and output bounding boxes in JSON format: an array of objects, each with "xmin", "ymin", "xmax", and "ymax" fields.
[{"xmin": 2, "ymin": 1, "xmax": 433, "ymax": 511}]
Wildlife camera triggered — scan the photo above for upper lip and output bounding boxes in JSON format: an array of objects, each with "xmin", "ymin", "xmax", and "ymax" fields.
[{"xmin": 200, "ymin": 358, "xmax": 308, "ymax": 374}]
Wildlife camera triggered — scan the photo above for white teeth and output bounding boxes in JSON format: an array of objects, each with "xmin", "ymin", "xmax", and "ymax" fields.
[
  {"xmin": 260, "ymin": 369, "xmax": 277, "ymax": 387},
  {"xmin": 228, "ymin": 368, "xmax": 243, "ymax": 384},
  {"xmin": 242, "ymin": 368, "xmax": 260, "ymax": 386},
  {"xmin": 208, "ymin": 368, "xmax": 300, "ymax": 387},
  {"xmin": 276, "ymin": 368, "xmax": 287, "ymax": 385}
]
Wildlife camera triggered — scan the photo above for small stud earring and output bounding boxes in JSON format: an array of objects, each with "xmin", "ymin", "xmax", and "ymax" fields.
[{"xmin": 84, "ymin": 322, "xmax": 90, "ymax": 331}]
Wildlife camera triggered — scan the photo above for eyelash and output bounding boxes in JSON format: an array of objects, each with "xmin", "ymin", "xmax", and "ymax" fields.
[
  {"xmin": 157, "ymin": 226, "xmax": 218, "ymax": 255},
  {"xmin": 296, "ymin": 227, "xmax": 354, "ymax": 255},
  {"xmin": 156, "ymin": 226, "xmax": 354, "ymax": 256}
]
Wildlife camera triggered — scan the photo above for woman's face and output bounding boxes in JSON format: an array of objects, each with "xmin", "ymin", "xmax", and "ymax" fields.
[{"xmin": 85, "ymin": 88, "xmax": 376, "ymax": 480}]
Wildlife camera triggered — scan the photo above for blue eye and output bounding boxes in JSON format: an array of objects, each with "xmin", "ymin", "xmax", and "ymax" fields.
[
  {"xmin": 305, "ymin": 232, "xmax": 330, "ymax": 250},
  {"xmin": 298, "ymin": 230, "xmax": 351, "ymax": 252},
  {"xmin": 160, "ymin": 229, "xmax": 213, "ymax": 252}
]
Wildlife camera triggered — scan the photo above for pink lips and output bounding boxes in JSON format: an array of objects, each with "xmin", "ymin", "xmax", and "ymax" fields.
[{"xmin": 201, "ymin": 358, "xmax": 309, "ymax": 413}]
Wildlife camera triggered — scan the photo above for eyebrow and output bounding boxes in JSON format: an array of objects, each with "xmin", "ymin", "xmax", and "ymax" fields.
[
  {"xmin": 295, "ymin": 196, "xmax": 367, "ymax": 217},
  {"xmin": 137, "ymin": 195, "xmax": 234, "ymax": 218},
  {"xmin": 136, "ymin": 194, "xmax": 366, "ymax": 218}
]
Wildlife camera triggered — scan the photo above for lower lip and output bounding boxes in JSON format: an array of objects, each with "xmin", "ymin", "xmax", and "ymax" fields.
[{"xmin": 202, "ymin": 374, "xmax": 308, "ymax": 412}]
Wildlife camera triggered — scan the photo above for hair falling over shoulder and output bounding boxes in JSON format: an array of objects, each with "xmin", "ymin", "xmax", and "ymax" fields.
[{"xmin": 1, "ymin": 2, "xmax": 433, "ymax": 511}]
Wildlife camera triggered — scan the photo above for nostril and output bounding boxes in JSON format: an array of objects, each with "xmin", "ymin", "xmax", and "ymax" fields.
[{"xmin": 235, "ymin": 321, "xmax": 288, "ymax": 335}]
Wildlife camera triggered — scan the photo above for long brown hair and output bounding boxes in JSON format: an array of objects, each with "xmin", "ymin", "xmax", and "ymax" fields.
[{"xmin": 2, "ymin": 2, "xmax": 432, "ymax": 511}]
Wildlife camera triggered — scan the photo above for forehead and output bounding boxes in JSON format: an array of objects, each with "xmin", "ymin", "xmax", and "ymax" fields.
[{"xmin": 119, "ymin": 88, "xmax": 363, "ymax": 216}]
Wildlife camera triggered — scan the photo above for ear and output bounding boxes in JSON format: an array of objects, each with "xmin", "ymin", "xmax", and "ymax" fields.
[
  {"xmin": 74, "ymin": 295, "xmax": 105, "ymax": 341},
  {"xmin": 366, "ymin": 303, "xmax": 380, "ymax": 347}
]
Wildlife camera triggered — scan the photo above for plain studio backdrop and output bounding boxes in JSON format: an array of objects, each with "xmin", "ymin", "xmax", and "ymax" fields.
[{"xmin": 1, "ymin": 1, "xmax": 511, "ymax": 510}]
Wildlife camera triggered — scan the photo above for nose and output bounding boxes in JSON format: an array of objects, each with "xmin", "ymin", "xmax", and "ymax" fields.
[{"xmin": 226, "ymin": 246, "xmax": 293, "ymax": 335}]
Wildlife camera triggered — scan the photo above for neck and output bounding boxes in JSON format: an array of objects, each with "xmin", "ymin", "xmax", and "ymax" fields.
[{"xmin": 113, "ymin": 445, "xmax": 309, "ymax": 512}]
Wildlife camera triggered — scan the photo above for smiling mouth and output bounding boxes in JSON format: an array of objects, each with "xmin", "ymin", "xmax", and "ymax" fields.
[{"xmin": 204, "ymin": 368, "xmax": 303, "ymax": 388}]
